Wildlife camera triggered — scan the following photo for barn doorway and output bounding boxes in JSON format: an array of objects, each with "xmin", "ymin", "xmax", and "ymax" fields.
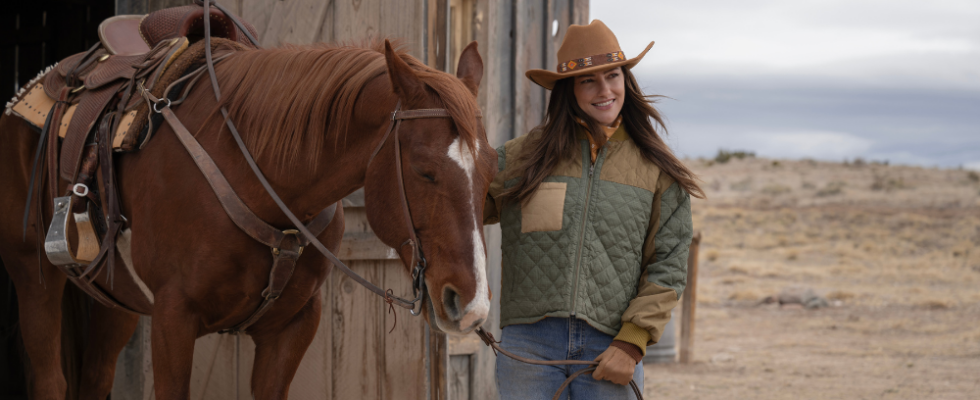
[{"xmin": 1, "ymin": 1, "xmax": 114, "ymax": 398}]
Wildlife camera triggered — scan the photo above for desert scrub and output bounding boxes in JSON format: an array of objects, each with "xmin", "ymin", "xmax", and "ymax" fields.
[
  {"xmin": 871, "ymin": 173, "xmax": 912, "ymax": 191},
  {"xmin": 816, "ymin": 181, "xmax": 846, "ymax": 197},
  {"xmin": 730, "ymin": 178, "xmax": 753, "ymax": 191},
  {"xmin": 761, "ymin": 184, "xmax": 792, "ymax": 195},
  {"xmin": 714, "ymin": 149, "xmax": 755, "ymax": 164}
]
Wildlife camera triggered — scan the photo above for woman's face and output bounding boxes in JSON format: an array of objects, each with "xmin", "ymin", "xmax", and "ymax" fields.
[{"xmin": 573, "ymin": 66, "xmax": 625, "ymax": 126}]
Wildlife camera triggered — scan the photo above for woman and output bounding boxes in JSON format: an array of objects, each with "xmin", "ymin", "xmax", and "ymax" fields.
[{"xmin": 483, "ymin": 20, "xmax": 705, "ymax": 399}]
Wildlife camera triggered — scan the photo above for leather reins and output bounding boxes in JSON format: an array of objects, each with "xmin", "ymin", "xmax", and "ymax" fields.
[
  {"xmin": 475, "ymin": 327, "xmax": 644, "ymax": 399},
  {"xmin": 158, "ymin": 2, "xmax": 644, "ymax": 398}
]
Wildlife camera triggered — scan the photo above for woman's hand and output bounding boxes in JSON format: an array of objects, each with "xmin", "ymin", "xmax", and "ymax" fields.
[{"xmin": 591, "ymin": 346, "xmax": 636, "ymax": 385}]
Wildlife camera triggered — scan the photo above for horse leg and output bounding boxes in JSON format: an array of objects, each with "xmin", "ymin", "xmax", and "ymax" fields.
[
  {"xmin": 77, "ymin": 303, "xmax": 140, "ymax": 400},
  {"xmin": 149, "ymin": 294, "xmax": 199, "ymax": 400},
  {"xmin": 5, "ymin": 254, "xmax": 69, "ymax": 400},
  {"xmin": 248, "ymin": 294, "xmax": 322, "ymax": 400}
]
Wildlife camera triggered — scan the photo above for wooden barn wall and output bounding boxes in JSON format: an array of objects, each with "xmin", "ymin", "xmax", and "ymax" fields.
[{"xmin": 110, "ymin": 0, "xmax": 586, "ymax": 399}]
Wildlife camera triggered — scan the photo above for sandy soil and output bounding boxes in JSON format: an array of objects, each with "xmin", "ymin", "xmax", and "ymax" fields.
[{"xmin": 643, "ymin": 156, "xmax": 980, "ymax": 399}]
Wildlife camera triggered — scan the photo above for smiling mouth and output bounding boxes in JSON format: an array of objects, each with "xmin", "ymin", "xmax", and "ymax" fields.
[{"xmin": 592, "ymin": 99, "xmax": 614, "ymax": 107}]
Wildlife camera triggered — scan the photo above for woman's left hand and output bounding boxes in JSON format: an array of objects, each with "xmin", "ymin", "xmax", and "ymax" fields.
[{"xmin": 592, "ymin": 346, "xmax": 636, "ymax": 385}]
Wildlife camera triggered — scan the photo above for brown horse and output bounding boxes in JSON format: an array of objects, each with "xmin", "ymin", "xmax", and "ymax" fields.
[{"xmin": 0, "ymin": 39, "xmax": 496, "ymax": 399}]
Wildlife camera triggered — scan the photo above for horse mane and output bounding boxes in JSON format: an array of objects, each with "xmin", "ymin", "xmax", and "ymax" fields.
[{"xmin": 211, "ymin": 40, "xmax": 481, "ymax": 172}]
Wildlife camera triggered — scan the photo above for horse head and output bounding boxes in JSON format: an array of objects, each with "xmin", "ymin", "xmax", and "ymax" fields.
[{"xmin": 363, "ymin": 41, "xmax": 497, "ymax": 335}]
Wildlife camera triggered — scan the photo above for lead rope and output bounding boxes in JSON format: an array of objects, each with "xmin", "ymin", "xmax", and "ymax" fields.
[{"xmin": 475, "ymin": 328, "xmax": 644, "ymax": 400}]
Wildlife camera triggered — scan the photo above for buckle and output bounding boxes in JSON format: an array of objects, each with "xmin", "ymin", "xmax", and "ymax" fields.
[
  {"xmin": 272, "ymin": 229, "xmax": 304, "ymax": 256},
  {"xmin": 72, "ymin": 183, "xmax": 89, "ymax": 197}
]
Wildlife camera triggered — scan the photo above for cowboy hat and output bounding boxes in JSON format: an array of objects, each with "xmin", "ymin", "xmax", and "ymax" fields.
[{"xmin": 526, "ymin": 20, "xmax": 654, "ymax": 90}]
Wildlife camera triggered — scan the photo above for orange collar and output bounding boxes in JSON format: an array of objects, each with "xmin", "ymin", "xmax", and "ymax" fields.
[{"xmin": 575, "ymin": 116, "xmax": 623, "ymax": 163}]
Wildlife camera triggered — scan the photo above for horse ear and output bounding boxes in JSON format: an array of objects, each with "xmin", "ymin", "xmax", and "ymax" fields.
[
  {"xmin": 456, "ymin": 41, "xmax": 483, "ymax": 97},
  {"xmin": 384, "ymin": 40, "xmax": 425, "ymax": 105}
]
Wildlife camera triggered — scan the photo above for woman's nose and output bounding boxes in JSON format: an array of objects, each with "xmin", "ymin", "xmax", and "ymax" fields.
[{"xmin": 597, "ymin": 79, "xmax": 612, "ymax": 96}]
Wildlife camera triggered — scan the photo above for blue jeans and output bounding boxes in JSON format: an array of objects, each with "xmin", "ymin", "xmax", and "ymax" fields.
[{"xmin": 496, "ymin": 317, "xmax": 643, "ymax": 400}]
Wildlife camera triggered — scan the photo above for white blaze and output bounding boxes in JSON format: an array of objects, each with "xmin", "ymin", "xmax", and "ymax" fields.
[{"xmin": 447, "ymin": 137, "xmax": 490, "ymax": 329}]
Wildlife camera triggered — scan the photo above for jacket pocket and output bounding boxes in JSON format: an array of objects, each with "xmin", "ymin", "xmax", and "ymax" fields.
[{"xmin": 521, "ymin": 182, "xmax": 566, "ymax": 233}]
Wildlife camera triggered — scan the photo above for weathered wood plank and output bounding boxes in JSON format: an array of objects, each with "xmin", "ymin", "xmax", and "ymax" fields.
[
  {"xmin": 447, "ymin": 334, "xmax": 481, "ymax": 356},
  {"xmin": 427, "ymin": 0, "xmax": 448, "ymax": 70},
  {"xmin": 240, "ymin": 0, "xmax": 275, "ymax": 43},
  {"xmin": 571, "ymin": 0, "xmax": 588, "ymax": 25},
  {"xmin": 332, "ymin": 260, "xmax": 383, "ymax": 399},
  {"xmin": 679, "ymin": 231, "xmax": 702, "ymax": 363},
  {"xmin": 288, "ymin": 289, "xmax": 329, "ymax": 399},
  {"xmin": 513, "ymin": 0, "xmax": 547, "ymax": 137},
  {"xmin": 429, "ymin": 328, "xmax": 449, "ymax": 400},
  {"xmin": 547, "ymin": 0, "xmax": 572, "ymax": 74},
  {"xmin": 333, "ymin": 0, "xmax": 382, "ymax": 43},
  {"xmin": 448, "ymin": 355, "xmax": 470, "ymax": 400},
  {"xmin": 380, "ymin": 0, "xmax": 424, "ymax": 58},
  {"xmin": 111, "ymin": 316, "xmax": 153, "ymax": 400},
  {"xmin": 341, "ymin": 207, "xmax": 372, "ymax": 234},
  {"xmin": 340, "ymin": 232, "xmax": 399, "ymax": 260},
  {"xmin": 320, "ymin": 283, "xmax": 335, "ymax": 399},
  {"xmin": 188, "ymin": 332, "xmax": 256, "ymax": 400},
  {"xmin": 262, "ymin": 0, "xmax": 331, "ymax": 46},
  {"xmin": 382, "ymin": 259, "xmax": 427, "ymax": 400},
  {"xmin": 316, "ymin": 0, "xmax": 337, "ymax": 44}
]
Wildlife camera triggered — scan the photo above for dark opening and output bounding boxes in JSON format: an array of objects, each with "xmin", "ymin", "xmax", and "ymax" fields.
[{"xmin": 0, "ymin": 1, "xmax": 114, "ymax": 398}]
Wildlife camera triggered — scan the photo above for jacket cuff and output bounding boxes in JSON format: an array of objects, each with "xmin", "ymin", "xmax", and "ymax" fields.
[
  {"xmin": 612, "ymin": 322, "xmax": 651, "ymax": 358},
  {"xmin": 610, "ymin": 341, "xmax": 643, "ymax": 363}
]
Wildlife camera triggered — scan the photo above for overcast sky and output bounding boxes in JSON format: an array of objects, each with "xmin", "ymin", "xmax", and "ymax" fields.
[{"xmin": 591, "ymin": 0, "xmax": 980, "ymax": 168}]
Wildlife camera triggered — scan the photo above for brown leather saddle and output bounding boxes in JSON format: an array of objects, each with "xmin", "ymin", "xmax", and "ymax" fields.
[
  {"xmin": 8, "ymin": 3, "xmax": 263, "ymax": 314},
  {"xmin": 100, "ymin": 5, "xmax": 260, "ymax": 56}
]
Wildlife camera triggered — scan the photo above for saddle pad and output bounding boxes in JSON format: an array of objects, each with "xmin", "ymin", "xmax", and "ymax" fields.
[
  {"xmin": 6, "ymin": 38, "xmax": 190, "ymax": 151},
  {"xmin": 6, "ymin": 37, "xmax": 247, "ymax": 152},
  {"xmin": 8, "ymin": 83, "xmax": 134, "ymax": 150}
]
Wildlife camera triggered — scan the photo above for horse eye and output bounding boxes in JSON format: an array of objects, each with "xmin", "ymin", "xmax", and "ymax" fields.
[{"xmin": 422, "ymin": 173, "xmax": 436, "ymax": 182}]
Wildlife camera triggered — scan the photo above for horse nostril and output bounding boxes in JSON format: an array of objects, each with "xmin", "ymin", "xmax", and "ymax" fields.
[{"xmin": 443, "ymin": 287, "xmax": 462, "ymax": 321}]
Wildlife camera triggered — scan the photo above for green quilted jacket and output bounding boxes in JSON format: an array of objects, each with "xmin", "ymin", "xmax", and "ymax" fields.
[{"xmin": 484, "ymin": 124, "xmax": 693, "ymax": 347}]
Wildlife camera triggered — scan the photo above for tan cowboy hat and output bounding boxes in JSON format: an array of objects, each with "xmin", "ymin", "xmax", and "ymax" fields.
[{"xmin": 526, "ymin": 20, "xmax": 654, "ymax": 90}]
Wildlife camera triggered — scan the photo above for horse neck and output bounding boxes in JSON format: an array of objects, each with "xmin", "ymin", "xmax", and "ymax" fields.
[{"xmin": 246, "ymin": 75, "xmax": 399, "ymax": 218}]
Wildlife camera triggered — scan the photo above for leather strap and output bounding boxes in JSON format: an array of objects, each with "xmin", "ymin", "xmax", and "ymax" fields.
[
  {"xmin": 47, "ymin": 88, "xmax": 71, "ymax": 199},
  {"xmin": 60, "ymin": 86, "xmax": 116, "ymax": 180},
  {"xmin": 223, "ymin": 203, "xmax": 338, "ymax": 334},
  {"xmin": 162, "ymin": 101, "xmax": 339, "ymax": 333},
  {"xmin": 161, "ymin": 107, "xmax": 283, "ymax": 247}
]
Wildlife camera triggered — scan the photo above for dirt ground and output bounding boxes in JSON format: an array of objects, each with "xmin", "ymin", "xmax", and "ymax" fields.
[{"xmin": 643, "ymin": 156, "xmax": 980, "ymax": 399}]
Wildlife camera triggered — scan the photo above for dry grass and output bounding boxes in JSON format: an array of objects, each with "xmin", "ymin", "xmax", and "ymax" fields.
[{"xmin": 644, "ymin": 157, "xmax": 980, "ymax": 399}]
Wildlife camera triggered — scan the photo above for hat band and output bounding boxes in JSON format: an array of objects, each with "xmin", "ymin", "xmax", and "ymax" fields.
[{"xmin": 558, "ymin": 51, "xmax": 626, "ymax": 73}]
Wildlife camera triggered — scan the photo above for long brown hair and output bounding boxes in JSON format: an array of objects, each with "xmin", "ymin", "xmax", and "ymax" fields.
[{"xmin": 500, "ymin": 67, "xmax": 705, "ymax": 205}]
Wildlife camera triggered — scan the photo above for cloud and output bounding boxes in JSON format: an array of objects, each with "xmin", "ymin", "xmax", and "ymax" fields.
[
  {"xmin": 964, "ymin": 161, "xmax": 980, "ymax": 171},
  {"xmin": 592, "ymin": 0, "xmax": 980, "ymax": 89},
  {"xmin": 588, "ymin": 1, "xmax": 980, "ymax": 167},
  {"xmin": 636, "ymin": 73, "xmax": 980, "ymax": 167}
]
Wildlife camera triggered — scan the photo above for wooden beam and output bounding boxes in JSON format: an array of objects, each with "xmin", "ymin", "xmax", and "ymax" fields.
[
  {"xmin": 428, "ymin": 327, "xmax": 449, "ymax": 400},
  {"xmin": 679, "ymin": 231, "xmax": 702, "ymax": 364}
]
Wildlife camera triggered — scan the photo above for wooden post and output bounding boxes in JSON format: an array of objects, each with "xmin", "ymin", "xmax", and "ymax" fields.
[{"xmin": 679, "ymin": 231, "xmax": 701, "ymax": 364}]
